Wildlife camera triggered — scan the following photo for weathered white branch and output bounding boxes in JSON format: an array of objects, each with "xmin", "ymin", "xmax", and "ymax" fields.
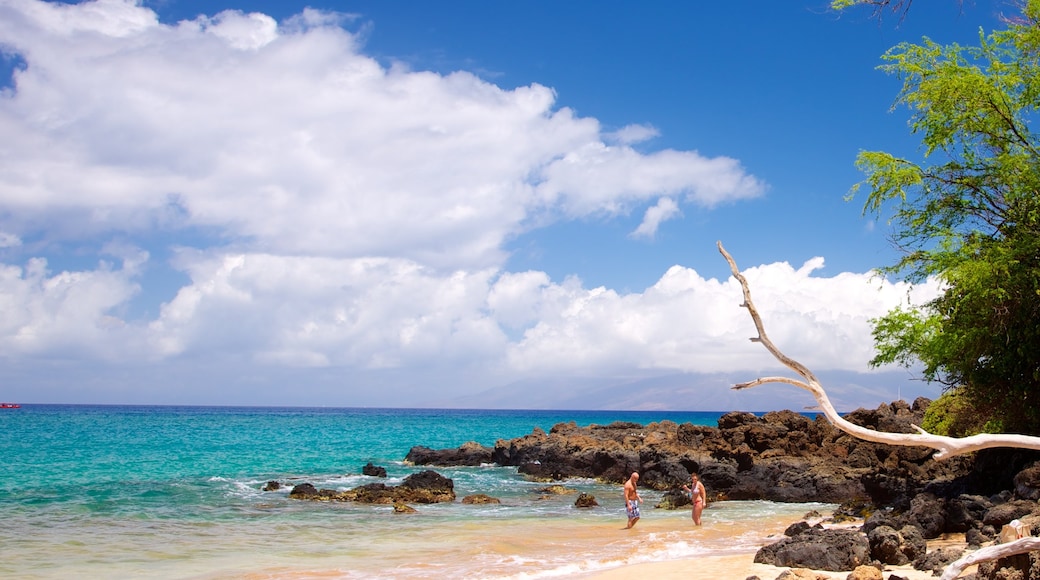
[
  {"xmin": 718, "ymin": 240, "xmax": 1040, "ymax": 579},
  {"xmin": 718, "ymin": 241, "xmax": 1040, "ymax": 460},
  {"xmin": 939, "ymin": 537, "xmax": 1040, "ymax": 580}
]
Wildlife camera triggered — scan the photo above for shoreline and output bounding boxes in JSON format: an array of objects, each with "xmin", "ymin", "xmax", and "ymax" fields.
[{"xmin": 583, "ymin": 533, "xmax": 973, "ymax": 580}]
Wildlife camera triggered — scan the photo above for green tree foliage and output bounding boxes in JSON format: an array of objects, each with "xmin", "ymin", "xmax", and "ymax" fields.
[
  {"xmin": 851, "ymin": 0, "xmax": 1040, "ymax": 434},
  {"xmin": 830, "ymin": 0, "xmax": 915, "ymax": 21}
]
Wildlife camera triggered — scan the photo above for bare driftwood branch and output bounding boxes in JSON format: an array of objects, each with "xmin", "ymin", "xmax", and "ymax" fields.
[
  {"xmin": 718, "ymin": 240, "xmax": 1040, "ymax": 459},
  {"xmin": 717, "ymin": 240, "xmax": 1040, "ymax": 579},
  {"xmin": 940, "ymin": 537, "xmax": 1040, "ymax": 580}
]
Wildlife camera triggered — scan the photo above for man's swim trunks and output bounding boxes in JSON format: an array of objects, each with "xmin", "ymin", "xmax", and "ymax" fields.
[{"xmin": 626, "ymin": 500, "xmax": 640, "ymax": 518}]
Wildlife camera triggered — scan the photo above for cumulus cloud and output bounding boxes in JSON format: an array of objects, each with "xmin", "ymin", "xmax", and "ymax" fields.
[
  {"xmin": 607, "ymin": 123, "xmax": 659, "ymax": 145},
  {"xmin": 502, "ymin": 259, "xmax": 941, "ymax": 377},
  {"xmin": 630, "ymin": 197, "xmax": 681, "ymax": 239},
  {"xmin": 0, "ymin": 247, "xmax": 941, "ymax": 380},
  {"xmin": 0, "ymin": 1, "xmax": 930, "ymax": 407},
  {"xmin": 0, "ymin": 0, "xmax": 764, "ymax": 270}
]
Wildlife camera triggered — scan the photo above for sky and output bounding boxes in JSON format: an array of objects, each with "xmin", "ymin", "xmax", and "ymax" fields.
[{"xmin": 0, "ymin": 0, "xmax": 1014, "ymax": 411}]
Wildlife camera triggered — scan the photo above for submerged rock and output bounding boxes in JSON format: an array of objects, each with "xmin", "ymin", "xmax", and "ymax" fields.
[
  {"xmin": 573, "ymin": 493, "xmax": 598, "ymax": 508},
  {"xmin": 461, "ymin": 494, "xmax": 501, "ymax": 505}
]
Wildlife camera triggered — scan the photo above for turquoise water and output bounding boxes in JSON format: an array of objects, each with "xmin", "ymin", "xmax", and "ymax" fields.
[{"xmin": 1, "ymin": 405, "xmax": 831, "ymax": 579}]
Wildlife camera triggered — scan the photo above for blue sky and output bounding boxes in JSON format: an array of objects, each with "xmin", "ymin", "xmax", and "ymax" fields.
[{"xmin": 0, "ymin": 0, "xmax": 1011, "ymax": 410}]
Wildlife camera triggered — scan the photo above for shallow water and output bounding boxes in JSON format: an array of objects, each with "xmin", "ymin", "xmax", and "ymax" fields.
[{"xmin": 1, "ymin": 405, "xmax": 831, "ymax": 579}]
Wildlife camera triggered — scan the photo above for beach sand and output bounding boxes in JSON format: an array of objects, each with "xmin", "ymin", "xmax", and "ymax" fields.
[{"xmin": 585, "ymin": 534, "xmax": 974, "ymax": 580}]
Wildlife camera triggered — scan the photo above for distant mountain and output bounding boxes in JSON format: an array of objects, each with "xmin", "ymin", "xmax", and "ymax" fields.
[{"xmin": 431, "ymin": 369, "xmax": 936, "ymax": 412}]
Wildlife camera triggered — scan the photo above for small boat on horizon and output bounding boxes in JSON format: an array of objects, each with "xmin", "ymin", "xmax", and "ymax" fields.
[{"xmin": 0, "ymin": 403, "xmax": 20, "ymax": 409}]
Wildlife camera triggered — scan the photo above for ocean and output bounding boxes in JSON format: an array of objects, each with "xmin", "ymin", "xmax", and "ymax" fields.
[{"xmin": 1, "ymin": 405, "xmax": 832, "ymax": 579}]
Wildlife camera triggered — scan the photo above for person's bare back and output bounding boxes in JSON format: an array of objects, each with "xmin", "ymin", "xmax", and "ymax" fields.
[{"xmin": 623, "ymin": 472, "xmax": 642, "ymax": 529}]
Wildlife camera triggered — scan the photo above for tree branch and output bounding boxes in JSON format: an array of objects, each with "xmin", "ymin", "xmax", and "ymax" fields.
[
  {"xmin": 940, "ymin": 537, "xmax": 1040, "ymax": 580},
  {"xmin": 718, "ymin": 239, "xmax": 1040, "ymax": 460}
]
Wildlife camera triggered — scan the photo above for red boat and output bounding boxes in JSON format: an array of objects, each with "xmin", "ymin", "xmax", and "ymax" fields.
[{"xmin": 0, "ymin": 403, "xmax": 20, "ymax": 409}]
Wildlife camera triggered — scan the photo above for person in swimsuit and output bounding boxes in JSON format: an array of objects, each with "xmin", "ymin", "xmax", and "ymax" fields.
[
  {"xmin": 623, "ymin": 472, "xmax": 642, "ymax": 529},
  {"xmin": 682, "ymin": 473, "xmax": 707, "ymax": 525}
]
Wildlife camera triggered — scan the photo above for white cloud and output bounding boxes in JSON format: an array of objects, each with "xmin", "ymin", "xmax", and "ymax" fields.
[
  {"xmin": 630, "ymin": 197, "xmax": 681, "ymax": 239},
  {"xmin": 607, "ymin": 123, "xmax": 659, "ymax": 145},
  {"xmin": 0, "ymin": 1, "xmax": 933, "ymax": 408},
  {"xmin": 0, "ymin": 0, "xmax": 764, "ymax": 271},
  {"xmin": 203, "ymin": 10, "xmax": 278, "ymax": 50},
  {"xmin": 0, "ymin": 256, "xmax": 141, "ymax": 359},
  {"xmin": 501, "ymin": 260, "xmax": 941, "ymax": 377},
  {"xmin": 0, "ymin": 248, "xmax": 940, "ymax": 378},
  {"xmin": 0, "ymin": 232, "xmax": 21, "ymax": 248}
]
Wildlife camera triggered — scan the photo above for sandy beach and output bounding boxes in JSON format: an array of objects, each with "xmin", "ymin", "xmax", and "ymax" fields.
[{"xmin": 586, "ymin": 534, "xmax": 973, "ymax": 580}]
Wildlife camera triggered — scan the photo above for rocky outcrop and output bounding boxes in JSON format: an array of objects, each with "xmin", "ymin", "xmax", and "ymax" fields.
[
  {"xmin": 362, "ymin": 462, "xmax": 387, "ymax": 477},
  {"xmin": 289, "ymin": 470, "xmax": 455, "ymax": 504},
  {"xmin": 405, "ymin": 441, "xmax": 493, "ymax": 466},
  {"xmin": 394, "ymin": 397, "xmax": 1040, "ymax": 579},
  {"xmin": 753, "ymin": 528, "xmax": 871, "ymax": 571},
  {"xmin": 480, "ymin": 399, "xmax": 976, "ymax": 508},
  {"xmin": 912, "ymin": 546, "xmax": 965, "ymax": 574},
  {"xmin": 867, "ymin": 524, "xmax": 926, "ymax": 565},
  {"xmin": 461, "ymin": 494, "xmax": 500, "ymax": 504}
]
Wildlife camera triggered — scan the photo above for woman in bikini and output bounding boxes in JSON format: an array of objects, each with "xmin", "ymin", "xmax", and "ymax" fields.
[{"xmin": 682, "ymin": 473, "xmax": 707, "ymax": 525}]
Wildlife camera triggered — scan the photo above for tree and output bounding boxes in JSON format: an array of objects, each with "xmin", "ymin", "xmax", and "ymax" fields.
[
  {"xmin": 830, "ymin": 0, "xmax": 916, "ymax": 21},
  {"xmin": 848, "ymin": 0, "xmax": 1040, "ymax": 435}
]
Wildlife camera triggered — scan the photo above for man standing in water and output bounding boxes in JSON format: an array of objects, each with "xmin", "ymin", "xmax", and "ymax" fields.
[{"xmin": 623, "ymin": 472, "xmax": 642, "ymax": 529}]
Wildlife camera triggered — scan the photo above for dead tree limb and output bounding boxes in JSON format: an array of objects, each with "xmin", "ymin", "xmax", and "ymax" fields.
[
  {"xmin": 717, "ymin": 240, "xmax": 1040, "ymax": 580},
  {"xmin": 939, "ymin": 537, "xmax": 1040, "ymax": 580},
  {"xmin": 718, "ymin": 241, "xmax": 1040, "ymax": 459}
]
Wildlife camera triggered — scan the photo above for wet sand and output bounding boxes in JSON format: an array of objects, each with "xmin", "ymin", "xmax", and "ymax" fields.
[{"xmin": 585, "ymin": 534, "xmax": 974, "ymax": 580}]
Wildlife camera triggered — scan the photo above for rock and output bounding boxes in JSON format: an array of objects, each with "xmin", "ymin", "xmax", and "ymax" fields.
[
  {"xmin": 867, "ymin": 525, "xmax": 907, "ymax": 565},
  {"xmin": 1014, "ymin": 464, "xmax": 1040, "ymax": 500},
  {"xmin": 945, "ymin": 494, "xmax": 993, "ymax": 532},
  {"xmin": 288, "ymin": 483, "xmax": 319, "ymax": 499},
  {"xmin": 352, "ymin": 482, "xmax": 397, "ymax": 504},
  {"xmin": 397, "ymin": 470, "xmax": 455, "ymax": 504},
  {"xmin": 404, "ymin": 397, "xmax": 1040, "ymax": 525},
  {"xmin": 405, "ymin": 442, "xmax": 493, "ymax": 466},
  {"xmin": 393, "ymin": 502, "xmax": 416, "ymax": 513},
  {"xmin": 897, "ymin": 525, "xmax": 928, "ymax": 562},
  {"xmin": 966, "ymin": 527, "xmax": 990, "ymax": 547},
  {"xmin": 984, "ymin": 500, "xmax": 1038, "ymax": 528},
  {"xmin": 290, "ymin": 470, "xmax": 457, "ymax": 505},
  {"xmin": 461, "ymin": 494, "xmax": 501, "ymax": 505},
  {"xmin": 475, "ymin": 397, "xmax": 974, "ymax": 510},
  {"xmin": 262, "ymin": 480, "xmax": 281, "ymax": 491},
  {"xmin": 538, "ymin": 485, "xmax": 575, "ymax": 495},
  {"xmin": 655, "ymin": 489, "xmax": 691, "ymax": 510},
  {"xmin": 784, "ymin": 521, "xmax": 817, "ymax": 537},
  {"xmin": 362, "ymin": 462, "xmax": 387, "ymax": 477},
  {"xmin": 845, "ymin": 565, "xmax": 883, "ymax": 580},
  {"xmin": 907, "ymin": 493, "xmax": 947, "ymax": 538},
  {"xmin": 912, "ymin": 546, "xmax": 965, "ymax": 574},
  {"xmin": 754, "ymin": 528, "xmax": 870, "ymax": 571},
  {"xmin": 867, "ymin": 525, "xmax": 925, "ymax": 565},
  {"xmin": 574, "ymin": 492, "xmax": 598, "ymax": 508}
]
